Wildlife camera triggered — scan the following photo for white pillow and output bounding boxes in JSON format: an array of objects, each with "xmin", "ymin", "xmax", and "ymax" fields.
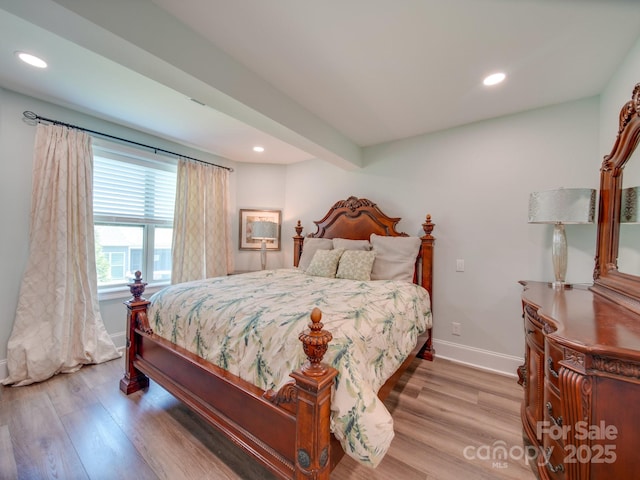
[
  {"xmin": 332, "ymin": 238, "xmax": 372, "ymax": 251},
  {"xmin": 305, "ymin": 249, "xmax": 345, "ymax": 278},
  {"xmin": 336, "ymin": 250, "xmax": 376, "ymax": 281},
  {"xmin": 370, "ymin": 234, "xmax": 421, "ymax": 283},
  {"xmin": 298, "ymin": 237, "xmax": 334, "ymax": 271}
]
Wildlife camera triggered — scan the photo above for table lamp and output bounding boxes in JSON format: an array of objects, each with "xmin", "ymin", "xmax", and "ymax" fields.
[
  {"xmin": 528, "ymin": 188, "xmax": 596, "ymax": 288},
  {"xmin": 251, "ymin": 220, "xmax": 278, "ymax": 270}
]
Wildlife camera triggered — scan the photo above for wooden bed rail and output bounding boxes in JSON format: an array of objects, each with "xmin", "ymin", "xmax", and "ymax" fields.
[{"xmin": 119, "ymin": 272, "xmax": 338, "ymax": 480}]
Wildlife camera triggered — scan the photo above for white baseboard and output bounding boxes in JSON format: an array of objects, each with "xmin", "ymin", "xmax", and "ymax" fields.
[
  {"xmin": 0, "ymin": 331, "xmax": 127, "ymax": 382},
  {"xmin": 433, "ymin": 339, "xmax": 523, "ymax": 378}
]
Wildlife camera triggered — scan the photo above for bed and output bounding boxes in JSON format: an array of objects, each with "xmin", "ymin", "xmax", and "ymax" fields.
[{"xmin": 120, "ymin": 196, "xmax": 435, "ymax": 479}]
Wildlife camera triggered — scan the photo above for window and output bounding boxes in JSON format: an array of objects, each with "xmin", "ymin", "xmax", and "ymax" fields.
[{"xmin": 93, "ymin": 143, "xmax": 177, "ymax": 290}]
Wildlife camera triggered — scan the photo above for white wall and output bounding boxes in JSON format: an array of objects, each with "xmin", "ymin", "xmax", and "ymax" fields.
[
  {"xmin": 600, "ymin": 37, "xmax": 640, "ymax": 158},
  {"xmin": 233, "ymin": 162, "xmax": 287, "ymax": 272},
  {"xmin": 0, "ymin": 89, "xmax": 33, "ymax": 376},
  {"xmin": 283, "ymin": 98, "xmax": 601, "ymax": 374}
]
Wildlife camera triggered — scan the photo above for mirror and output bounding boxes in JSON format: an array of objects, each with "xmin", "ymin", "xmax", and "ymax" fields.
[
  {"xmin": 592, "ymin": 82, "xmax": 640, "ymax": 312},
  {"xmin": 619, "ymin": 148, "xmax": 640, "ymax": 274}
]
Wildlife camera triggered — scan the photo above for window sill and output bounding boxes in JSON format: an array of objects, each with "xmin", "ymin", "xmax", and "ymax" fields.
[{"xmin": 98, "ymin": 283, "xmax": 167, "ymax": 302}]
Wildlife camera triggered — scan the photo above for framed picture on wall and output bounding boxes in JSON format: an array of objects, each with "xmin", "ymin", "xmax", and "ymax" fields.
[{"xmin": 239, "ymin": 209, "xmax": 282, "ymax": 251}]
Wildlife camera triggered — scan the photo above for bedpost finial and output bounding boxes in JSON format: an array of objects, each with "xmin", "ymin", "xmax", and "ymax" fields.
[
  {"xmin": 299, "ymin": 308, "xmax": 332, "ymax": 377},
  {"xmin": 422, "ymin": 214, "xmax": 435, "ymax": 238},
  {"xmin": 128, "ymin": 271, "xmax": 147, "ymax": 302},
  {"xmin": 295, "ymin": 220, "xmax": 303, "ymax": 237},
  {"xmin": 310, "ymin": 307, "xmax": 322, "ymax": 327}
]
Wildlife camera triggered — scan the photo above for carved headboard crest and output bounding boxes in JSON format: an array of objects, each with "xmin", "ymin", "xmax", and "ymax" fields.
[
  {"xmin": 305, "ymin": 196, "xmax": 407, "ymax": 240},
  {"xmin": 332, "ymin": 196, "xmax": 377, "ymax": 212},
  {"xmin": 601, "ymin": 84, "xmax": 640, "ymax": 174},
  {"xmin": 618, "ymin": 83, "xmax": 640, "ymax": 135}
]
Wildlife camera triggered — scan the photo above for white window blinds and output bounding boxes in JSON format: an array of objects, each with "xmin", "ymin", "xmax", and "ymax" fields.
[{"xmin": 93, "ymin": 152, "xmax": 177, "ymax": 224}]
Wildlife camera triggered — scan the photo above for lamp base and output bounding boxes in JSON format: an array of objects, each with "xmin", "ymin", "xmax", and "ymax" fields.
[
  {"xmin": 260, "ymin": 241, "xmax": 267, "ymax": 270},
  {"xmin": 551, "ymin": 223, "xmax": 567, "ymax": 285}
]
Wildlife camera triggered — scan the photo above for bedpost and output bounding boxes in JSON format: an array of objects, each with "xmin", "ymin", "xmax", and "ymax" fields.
[
  {"xmin": 119, "ymin": 271, "xmax": 151, "ymax": 394},
  {"xmin": 290, "ymin": 308, "xmax": 338, "ymax": 480},
  {"xmin": 293, "ymin": 220, "xmax": 304, "ymax": 267},
  {"xmin": 419, "ymin": 214, "xmax": 436, "ymax": 361}
]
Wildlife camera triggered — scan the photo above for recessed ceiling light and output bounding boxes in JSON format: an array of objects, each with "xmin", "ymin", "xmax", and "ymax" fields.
[
  {"xmin": 483, "ymin": 72, "xmax": 506, "ymax": 86},
  {"xmin": 253, "ymin": 146, "xmax": 265, "ymax": 153},
  {"xmin": 15, "ymin": 51, "xmax": 48, "ymax": 69}
]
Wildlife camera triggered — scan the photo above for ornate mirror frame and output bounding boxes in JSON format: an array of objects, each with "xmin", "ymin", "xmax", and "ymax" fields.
[{"xmin": 591, "ymin": 83, "xmax": 640, "ymax": 312}]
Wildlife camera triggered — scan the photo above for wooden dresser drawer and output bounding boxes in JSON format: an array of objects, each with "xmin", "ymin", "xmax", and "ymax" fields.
[
  {"xmin": 540, "ymin": 436, "xmax": 567, "ymax": 480},
  {"xmin": 546, "ymin": 340, "xmax": 563, "ymax": 391},
  {"xmin": 542, "ymin": 385, "xmax": 567, "ymax": 479},
  {"xmin": 544, "ymin": 385, "xmax": 564, "ymax": 442},
  {"xmin": 524, "ymin": 313, "xmax": 544, "ymax": 350}
]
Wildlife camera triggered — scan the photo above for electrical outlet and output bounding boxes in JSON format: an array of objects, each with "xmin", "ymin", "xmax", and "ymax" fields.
[
  {"xmin": 452, "ymin": 322, "xmax": 462, "ymax": 336},
  {"xmin": 456, "ymin": 259, "xmax": 465, "ymax": 272}
]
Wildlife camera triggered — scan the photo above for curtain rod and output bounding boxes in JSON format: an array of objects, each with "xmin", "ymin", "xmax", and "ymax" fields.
[{"xmin": 22, "ymin": 111, "xmax": 234, "ymax": 172}]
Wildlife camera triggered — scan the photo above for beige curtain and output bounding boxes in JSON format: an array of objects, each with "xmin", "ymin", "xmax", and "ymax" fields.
[
  {"xmin": 3, "ymin": 124, "xmax": 120, "ymax": 386},
  {"xmin": 172, "ymin": 159, "xmax": 232, "ymax": 283}
]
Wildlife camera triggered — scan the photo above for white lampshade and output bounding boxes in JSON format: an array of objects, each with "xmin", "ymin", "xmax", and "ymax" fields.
[
  {"xmin": 622, "ymin": 186, "xmax": 640, "ymax": 223},
  {"xmin": 528, "ymin": 188, "xmax": 596, "ymax": 224},
  {"xmin": 251, "ymin": 221, "xmax": 278, "ymax": 240}
]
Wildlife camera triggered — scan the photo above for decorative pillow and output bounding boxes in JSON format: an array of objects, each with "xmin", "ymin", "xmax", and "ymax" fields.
[
  {"xmin": 370, "ymin": 234, "xmax": 421, "ymax": 283},
  {"xmin": 298, "ymin": 237, "xmax": 334, "ymax": 271},
  {"xmin": 336, "ymin": 250, "xmax": 376, "ymax": 281},
  {"xmin": 305, "ymin": 249, "xmax": 345, "ymax": 278},
  {"xmin": 332, "ymin": 238, "xmax": 372, "ymax": 251}
]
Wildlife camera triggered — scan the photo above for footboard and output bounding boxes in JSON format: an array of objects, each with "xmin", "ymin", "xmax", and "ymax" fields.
[{"xmin": 119, "ymin": 272, "xmax": 338, "ymax": 480}]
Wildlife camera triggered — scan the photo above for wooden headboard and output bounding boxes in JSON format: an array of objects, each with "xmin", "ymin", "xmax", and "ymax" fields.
[
  {"xmin": 292, "ymin": 196, "xmax": 434, "ymax": 293},
  {"xmin": 292, "ymin": 196, "xmax": 435, "ymax": 360}
]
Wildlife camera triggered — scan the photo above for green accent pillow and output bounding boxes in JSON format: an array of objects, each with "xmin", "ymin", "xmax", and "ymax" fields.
[
  {"xmin": 336, "ymin": 250, "xmax": 376, "ymax": 281},
  {"xmin": 298, "ymin": 237, "xmax": 334, "ymax": 271},
  {"xmin": 305, "ymin": 249, "xmax": 345, "ymax": 278}
]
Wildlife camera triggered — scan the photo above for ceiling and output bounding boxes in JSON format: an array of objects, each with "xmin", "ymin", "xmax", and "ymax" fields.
[{"xmin": 1, "ymin": 0, "xmax": 640, "ymax": 168}]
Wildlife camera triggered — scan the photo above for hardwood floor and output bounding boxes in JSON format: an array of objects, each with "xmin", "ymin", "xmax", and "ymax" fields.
[{"xmin": 0, "ymin": 355, "xmax": 536, "ymax": 480}]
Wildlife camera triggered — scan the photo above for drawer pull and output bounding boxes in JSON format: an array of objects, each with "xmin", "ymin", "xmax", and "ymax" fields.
[
  {"xmin": 546, "ymin": 402, "xmax": 563, "ymax": 426},
  {"xmin": 547, "ymin": 358, "xmax": 559, "ymax": 378},
  {"xmin": 544, "ymin": 448, "xmax": 565, "ymax": 473},
  {"xmin": 526, "ymin": 329, "xmax": 535, "ymax": 335}
]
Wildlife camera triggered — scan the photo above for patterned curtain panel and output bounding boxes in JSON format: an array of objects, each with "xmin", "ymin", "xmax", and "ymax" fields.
[
  {"xmin": 172, "ymin": 159, "xmax": 232, "ymax": 283},
  {"xmin": 3, "ymin": 124, "xmax": 120, "ymax": 386}
]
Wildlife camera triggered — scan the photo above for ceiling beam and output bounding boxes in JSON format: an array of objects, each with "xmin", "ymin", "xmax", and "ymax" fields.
[{"xmin": 1, "ymin": 0, "xmax": 362, "ymax": 170}]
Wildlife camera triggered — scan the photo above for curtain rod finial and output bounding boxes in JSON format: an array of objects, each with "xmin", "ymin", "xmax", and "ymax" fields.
[{"xmin": 23, "ymin": 111, "xmax": 38, "ymax": 125}]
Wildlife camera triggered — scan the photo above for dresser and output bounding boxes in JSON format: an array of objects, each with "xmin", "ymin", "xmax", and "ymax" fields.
[{"xmin": 519, "ymin": 281, "xmax": 640, "ymax": 479}]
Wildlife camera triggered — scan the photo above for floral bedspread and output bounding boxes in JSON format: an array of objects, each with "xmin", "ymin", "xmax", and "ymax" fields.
[{"xmin": 147, "ymin": 269, "xmax": 431, "ymax": 467}]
